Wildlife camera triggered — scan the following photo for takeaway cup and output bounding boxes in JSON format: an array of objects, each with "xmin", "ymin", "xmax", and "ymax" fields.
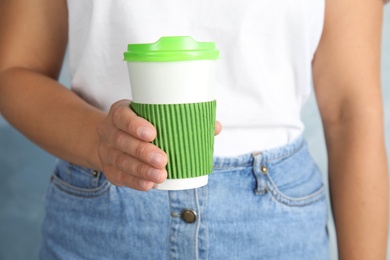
[{"xmin": 123, "ymin": 36, "xmax": 219, "ymax": 190}]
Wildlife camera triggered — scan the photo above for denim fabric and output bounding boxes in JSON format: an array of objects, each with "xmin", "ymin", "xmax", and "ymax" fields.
[{"xmin": 40, "ymin": 136, "xmax": 329, "ymax": 259}]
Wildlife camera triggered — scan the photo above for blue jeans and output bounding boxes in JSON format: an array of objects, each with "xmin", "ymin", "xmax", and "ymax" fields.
[{"xmin": 40, "ymin": 136, "xmax": 329, "ymax": 259}]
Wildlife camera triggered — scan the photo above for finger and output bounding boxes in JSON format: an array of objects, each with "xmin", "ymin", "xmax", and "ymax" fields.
[
  {"xmin": 101, "ymin": 125, "xmax": 167, "ymax": 168},
  {"xmin": 109, "ymin": 99, "xmax": 132, "ymax": 110},
  {"xmin": 215, "ymin": 120, "xmax": 222, "ymax": 136},
  {"xmin": 103, "ymin": 164, "xmax": 155, "ymax": 191},
  {"xmin": 104, "ymin": 170, "xmax": 124, "ymax": 187},
  {"xmin": 100, "ymin": 164, "xmax": 124, "ymax": 187},
  {"xmin": 110, "ymin": 102, "xmax": 156, "ymax": 142},
  {"xmin": 104, "ymin": 146, "xmax": 167, "ymax": 183}
]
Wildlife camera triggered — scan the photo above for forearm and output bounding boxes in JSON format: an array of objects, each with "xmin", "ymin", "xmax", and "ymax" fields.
[
  {"xmin": 325, "ymin": 114, "xmax": 388, "ymax": 259},
  {"xmin": 0, "ymin": 67, "xmax": 105, "ymax": 170},
  {"xmin": 0, "ymin": 0, "xmax": 173, "ymax": 191}
]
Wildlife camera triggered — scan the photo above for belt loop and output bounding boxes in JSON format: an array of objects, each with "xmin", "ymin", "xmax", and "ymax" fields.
[{"xmin": 252, "ymin": 152, "xmax": 267, "ymax": 195}]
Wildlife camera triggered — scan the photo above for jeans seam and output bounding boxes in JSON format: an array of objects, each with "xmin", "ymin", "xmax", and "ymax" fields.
[
  {"xmin": 265, "ymin": 176, "xmax": 326, "ymax": 207},
  {"xmin": 212, "ymin": 165, "xmax": 251, "ymax": 170},
  {"xmin": 204, "ymin": 187, "xmax": 208, "ymax": 260},
  {"xmin": 194, "ymin": 188, "xmax": 200, "ymax": 260},
  {"xmin": 68, "ymin": 163, "xmax": 101, "ymax": 176},
  {"xmin": 51, "ymin": 174, "xmax": 110, "ymax": 198}
]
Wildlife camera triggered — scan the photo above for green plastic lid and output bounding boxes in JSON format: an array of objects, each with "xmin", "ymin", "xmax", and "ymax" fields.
[{"xmin": 124, "ymin": 36, "xmax": 219, "ymax": 62}]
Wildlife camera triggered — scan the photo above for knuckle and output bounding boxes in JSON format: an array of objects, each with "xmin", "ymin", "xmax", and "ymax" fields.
[
  {"xmin": 110, "ymin": 100, "xmax": 125, "ymax": 111},
  {"xmin": 134, "ymin": 143, "xmax": 148, "ymax": 159},
  {"xmin": 113, "ymin": 152, "xmax": 126, "ymax": 169},
  {"xmin": 96, "ymin": 121, "xmax": 106, "ymax": 137},
  {"xmin": 111, "ymin": 106, "xmax": 124, "ymax": 124},
  {"xmin": 111, "ymin": 105, "xmax": 137, "ymax": 134},
  {"xmin": 126, "ymin": 114, "xmax": 139, "ymax": 135},
  {"xmin": 113, "ymin": 131, "xmax": 126, "ymax": 149},
  {"xmin": 103, "ymin": 167, "xmax": 123, "ymax": 187},
  {"xmin": 136, "ymin": 163, "xmax": 148, "ymax": 177},
  {"xmin": 115, "ymin": 171, "xmax": 127, "ymax": 186}
]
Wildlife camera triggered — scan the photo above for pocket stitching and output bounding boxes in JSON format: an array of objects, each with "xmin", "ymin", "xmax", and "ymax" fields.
[
  {"xmin": 51, "ymin": 174, "xmax": 111, "ymax": 198},
  {"xmin": 265, "ymin": 174, "xmax": 326, "ymax": 207}
]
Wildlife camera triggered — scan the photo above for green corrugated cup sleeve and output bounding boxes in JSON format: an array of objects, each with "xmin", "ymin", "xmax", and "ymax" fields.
[{"xmin": 130, "ymin": 101, "xmax": 216, "ymax": 179}]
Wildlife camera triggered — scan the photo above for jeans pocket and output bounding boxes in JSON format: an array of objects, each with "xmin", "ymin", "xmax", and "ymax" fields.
[
  {"xmin": 51, "ymin": 160, "xmax": 110, "ymax": 198},
  {"xmin": 263, "ymin": 147, "xmax": 326, "ymax": 207}
]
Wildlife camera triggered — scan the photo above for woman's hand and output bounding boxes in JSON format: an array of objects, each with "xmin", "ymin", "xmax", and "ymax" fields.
[
  {"xmin": 97, "ymin": 99, "xmax": 222, "ymax": 191},
  {"xmin": 97, "ymin": 99, "xmax": 168, "ymax": 191}
]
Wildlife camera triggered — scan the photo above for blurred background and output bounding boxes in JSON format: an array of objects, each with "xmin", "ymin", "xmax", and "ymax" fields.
[{"xmin": 1, "ymin": 5, "xmax": 390, "ymax": 260}]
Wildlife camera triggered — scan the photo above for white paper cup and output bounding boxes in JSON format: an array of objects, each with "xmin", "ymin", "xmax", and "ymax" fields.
[{"xmin": 124, "ymin": 36, "xmax": 219, "ymax": 190}]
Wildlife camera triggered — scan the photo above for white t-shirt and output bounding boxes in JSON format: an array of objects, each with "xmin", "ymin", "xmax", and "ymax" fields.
[{"xmin": 67, "ymin": 0, "xmax": 325, "ymax": 156}]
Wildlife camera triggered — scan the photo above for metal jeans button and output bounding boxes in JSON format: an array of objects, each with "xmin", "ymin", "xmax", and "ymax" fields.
[
  {"xmin": 92, "ymin": 170, "xmax": 99, "ymax": 177},
  {"xmin": 181, "ymin": 209, "xmax": 197, "ymax": 223}
]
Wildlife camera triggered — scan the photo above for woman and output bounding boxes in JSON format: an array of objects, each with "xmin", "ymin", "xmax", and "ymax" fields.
[{"xmin": 0, "ymin": 0, "xmax": 388, "ymax": 259}]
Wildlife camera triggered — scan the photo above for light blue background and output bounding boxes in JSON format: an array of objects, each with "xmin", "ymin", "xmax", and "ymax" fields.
[{"xmin": 1, "ymin": 6, "xmax": 389, "ymax": 259}]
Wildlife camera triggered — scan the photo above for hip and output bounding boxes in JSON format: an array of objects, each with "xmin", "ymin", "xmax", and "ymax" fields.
[{"xmin": 40, "ymin": 136, "xmax": 329, "ymax": 260}]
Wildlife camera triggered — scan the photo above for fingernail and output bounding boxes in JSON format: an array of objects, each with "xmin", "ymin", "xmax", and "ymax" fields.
[
  {"xmin": 148, "ymin": 169, "xmax": 163, "ymax": 183},
  {"xmin": 150, "ymin": 153, "xmax": 165, "ymax": 167},
  {"xmin": 138, "ymin": 127, "xmax": 154, "ymax": 140}
]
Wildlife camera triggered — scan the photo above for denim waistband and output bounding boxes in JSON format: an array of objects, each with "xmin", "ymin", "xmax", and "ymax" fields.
[{"xmin": 212, "ymin": 135, "xmax": 305, "ymax": 169}]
